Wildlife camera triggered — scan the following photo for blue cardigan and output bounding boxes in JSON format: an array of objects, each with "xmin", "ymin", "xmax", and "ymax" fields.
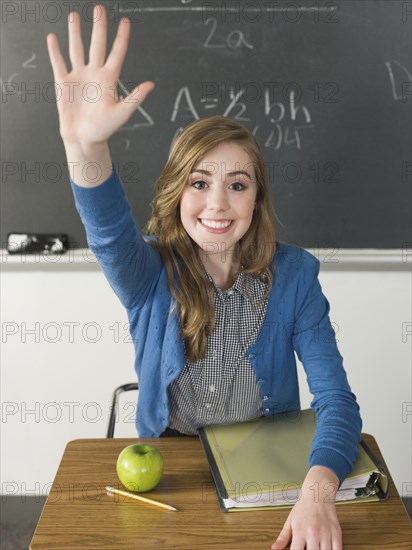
[{"xmin": 70, "ymin": 164, "xmax": 362, "ymax": 484}]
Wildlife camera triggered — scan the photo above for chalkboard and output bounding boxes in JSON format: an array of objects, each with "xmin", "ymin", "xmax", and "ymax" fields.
[{"xmin": 1, "ymin": 0, "xmax": 411, "ymax": 249}]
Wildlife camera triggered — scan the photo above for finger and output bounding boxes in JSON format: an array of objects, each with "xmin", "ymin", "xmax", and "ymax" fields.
[
  {"xmin": 331, "ymin": 529, "xmax": 343, "ymax": 550},
  {"xmin": 105, "ymin": 17, "xmax": 131, "ymax": 75},
  {"xmin": 320, "ymin": 537, "xmax": 332, "ymax": 550},
  {"xmin": 114, "ymin": 81, "xmax": 155, "ymax": 125},
  {"xmin": 270, "ymin": 538, "xmax": 286, "ymax": 550},
  {"xmin": 124, "ymin": 81, "xmax": 155, "ymax": 105},
  {"xmin": 46, "ymin": 33, "xmax": 68, "ymax": 81},
  {"xmin": 306, "ymin": 535, "xmax": 320, "ymax": 549},
  {"xmin": 68, "ymin": 10, "xmax": 85, "ymax": 68},
  {"xmin": 290, "ymin": 536, "xmax": 307, "ymax": 550},
  {"xmin": 271, "ymin": 520, "xmax": 292, "ymax": 550},
  {"xmin": 88, "ymin": 4, "xmax": 107, "ymax": 67}
]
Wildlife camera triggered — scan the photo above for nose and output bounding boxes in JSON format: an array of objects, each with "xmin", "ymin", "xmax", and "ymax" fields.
[{"xmin": 206, "ymin": 185, "xmax": 230, "ymax": 212}]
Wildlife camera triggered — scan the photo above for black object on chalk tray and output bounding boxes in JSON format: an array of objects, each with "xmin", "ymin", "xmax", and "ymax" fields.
[{"xmin": 7, "ymin": 233, "xmax": 69, "ymax": 254}]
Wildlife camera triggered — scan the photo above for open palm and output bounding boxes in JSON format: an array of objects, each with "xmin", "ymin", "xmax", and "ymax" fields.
[{"xmin": 47, "ymin": 4, "xmax": 154, "ymax": 147}]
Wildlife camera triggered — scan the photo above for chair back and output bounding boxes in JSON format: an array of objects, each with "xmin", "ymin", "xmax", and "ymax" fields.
[{"xmin": 107, "ymin": 383, "xmax": 139, "ymax": 438}]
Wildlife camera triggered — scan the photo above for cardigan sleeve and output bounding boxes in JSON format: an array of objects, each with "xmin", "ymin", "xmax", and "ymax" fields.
[
  {"xmin": 291, "ymin": 249, "xmax": 362, "ymax": 485},
  {"xmin": 69, "ymin": 164, "xmax": 163, "ymax": 311}
]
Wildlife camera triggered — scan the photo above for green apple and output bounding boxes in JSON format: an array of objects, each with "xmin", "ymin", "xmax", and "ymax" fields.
[{"xmin": 116, "ymin": 444, "xmax": 164, "ymax": 492}]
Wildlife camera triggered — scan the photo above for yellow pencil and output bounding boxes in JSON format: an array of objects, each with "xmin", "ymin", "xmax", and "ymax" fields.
[{"xmin": 105, "ymin": 485, "xmax": 178, "ymax": 511}]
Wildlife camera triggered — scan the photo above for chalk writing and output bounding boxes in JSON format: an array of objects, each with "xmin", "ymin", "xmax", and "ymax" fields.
[
  {"xmin": 22, "ymin": 52, "xmax": 37, "ymax": 69},
  {"xmin": 385, "ymin": 60, "xmax": 412, "ymax": 102},
  {"xmin": 223, "ymin": 87, "xmax": 250, "ymax": 120},
  {"xmin": 1, "ymin": 52, "xmax": 37, "ymax": 97},
  {"xmin": 171, "ymin": 86, "xmax": 200, "ymax": 122},
  {"xmin": 252, "ymin": 125, "xmax": 313, "ymax": 151},
  {"xmin": 118, "ymin": 3, "xmax": 339, "ymax": 25},
  {"xmin": 116, "ymin": 79, "xmax": 154, "ymax": 128},
  {"xmin": 170, "ymin": 84, "xmax": 314, "ymax": 150},
  {"xmin": 0, "ymin": 73, "xmax": 20, "ymax": 96},
  {"xmin": 204, "ymin": 17, "xmax": 253, "ymax": 49},
  {"xmin": 265, "ymin": 89, "xmax": 312, "ymax": 124}
]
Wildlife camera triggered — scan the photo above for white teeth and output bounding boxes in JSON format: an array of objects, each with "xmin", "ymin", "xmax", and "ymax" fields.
[{"xmin": 200, "ymin": 219, "xmax": 232, "ymax": 229}]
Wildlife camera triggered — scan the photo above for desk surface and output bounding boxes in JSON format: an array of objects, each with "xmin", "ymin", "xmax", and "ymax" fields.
[{"xmin": 30, "ymin": 434, "xmax": 411, "ymax": 549}]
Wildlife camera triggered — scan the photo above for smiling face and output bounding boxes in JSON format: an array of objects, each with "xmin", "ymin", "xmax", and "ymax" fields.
[{"xmin": 179, "ymin": 141, "xmax": 257, "ymax": 260}]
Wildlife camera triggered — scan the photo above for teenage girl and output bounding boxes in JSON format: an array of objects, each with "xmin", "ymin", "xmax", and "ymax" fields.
[{"xmin": 47, "ymin": 5, "xmax": 361, "ymax": 549}]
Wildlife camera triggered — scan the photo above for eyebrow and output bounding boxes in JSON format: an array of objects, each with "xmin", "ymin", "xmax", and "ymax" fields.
[{"xmin": 190, "ymin": 168, "xmax": 252, "ymax": 180}]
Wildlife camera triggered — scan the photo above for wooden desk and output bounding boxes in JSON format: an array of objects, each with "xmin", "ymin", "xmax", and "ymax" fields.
[{"xmin": 30, "ymin": 434, "xmax": 411, "ymax": 549}]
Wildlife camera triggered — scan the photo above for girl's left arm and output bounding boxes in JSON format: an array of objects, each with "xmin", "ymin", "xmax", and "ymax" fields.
[
  {"xmin": 292, "ymin": 248, "xmax": 362, "ymax": 481},
  {"xmin": 272, "ymin": 248, "xmax": 362, "ymax": 549}
]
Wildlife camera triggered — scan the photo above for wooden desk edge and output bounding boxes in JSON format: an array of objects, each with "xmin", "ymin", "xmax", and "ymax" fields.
[{"xmin": 30, "ymin": 433, "xmax": 411, "ymax": 550}]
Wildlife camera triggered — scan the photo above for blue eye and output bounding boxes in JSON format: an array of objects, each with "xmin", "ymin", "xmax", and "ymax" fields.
[
  {"xmin": 191, "ymin": 180, "xmax": 246, "ymax": 190},
  {"xmin": 230, "ymin": 182, "xmax": 245, "ymax": 190},
  {"xmin": 192, "ymin": 180, "xmax": 208, "ymax": 189}
]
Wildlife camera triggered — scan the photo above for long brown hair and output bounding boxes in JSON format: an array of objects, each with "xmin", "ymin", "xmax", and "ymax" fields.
[{"xmin": 145, "ymin": 116, "xmax": 276, "ymax": 361}]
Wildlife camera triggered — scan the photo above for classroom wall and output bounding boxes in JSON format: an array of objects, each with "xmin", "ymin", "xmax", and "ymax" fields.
[{"xmin": 1, "ymin": 253, "xmax": 411, "ymax": 500}]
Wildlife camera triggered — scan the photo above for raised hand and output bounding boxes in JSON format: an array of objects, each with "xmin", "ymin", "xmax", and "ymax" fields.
[{"xmin": 47, "ymin": 4, "xmax": 154, "ymax": 148}]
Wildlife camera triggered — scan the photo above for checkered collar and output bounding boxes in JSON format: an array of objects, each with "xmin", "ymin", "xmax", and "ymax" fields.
[{"xmin": 203, "ymin": 266, "xmax": 253, "ymax": 300}]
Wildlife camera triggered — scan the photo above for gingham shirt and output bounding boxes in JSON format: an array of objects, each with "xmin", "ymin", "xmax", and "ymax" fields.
[{"xmin": 168, "ymin": 269, "xmax": 269, "ymax": 434}]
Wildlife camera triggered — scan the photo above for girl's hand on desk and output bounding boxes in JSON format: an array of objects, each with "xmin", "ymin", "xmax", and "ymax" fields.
[
  {"xmin": 271, "ymin": 466, "xmax": 343, "ymax": 550},
  {"xmin": 46, "ymin": 4, "xmax": 155, "ymax": 149}
]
